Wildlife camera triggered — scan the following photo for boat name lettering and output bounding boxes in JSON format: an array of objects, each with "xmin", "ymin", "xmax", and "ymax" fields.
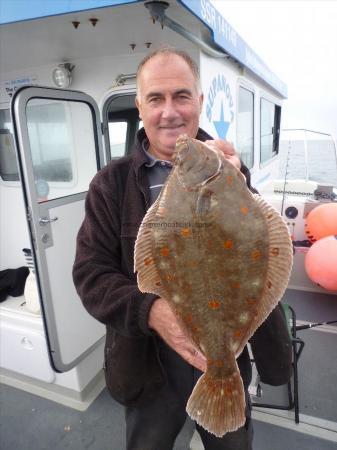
[{"xmin": 200, "ymin": 0, "xmax": 237, "ymax": 47}]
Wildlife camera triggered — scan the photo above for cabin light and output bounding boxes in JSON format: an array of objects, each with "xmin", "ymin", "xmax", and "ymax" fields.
[{"xmin": 52, "ymin": 63, "xmax": 74, "ymax": 88}]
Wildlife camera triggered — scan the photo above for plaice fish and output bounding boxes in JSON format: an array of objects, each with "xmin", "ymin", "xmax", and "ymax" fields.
[{"xmin": 134, "ymin": 135, "xmax": 293, "ymax": 437}]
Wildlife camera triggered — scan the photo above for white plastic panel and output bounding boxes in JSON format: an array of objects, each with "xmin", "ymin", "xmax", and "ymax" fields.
[
  {"xmin": 0, "ymin": 183, "xmax": 30, "ymax": 270},
  {"xmin": 0, "ymin": 321, "xmax": 55, "ymax": 383},
  {"xmin": 44, "ymin": 200, "xmax": 104, "ymax": 366}
]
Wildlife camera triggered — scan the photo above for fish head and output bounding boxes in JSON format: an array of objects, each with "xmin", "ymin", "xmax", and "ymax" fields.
[{"xmin": 174, "ymin": 135, "xmax": 222, "ymax": 187}]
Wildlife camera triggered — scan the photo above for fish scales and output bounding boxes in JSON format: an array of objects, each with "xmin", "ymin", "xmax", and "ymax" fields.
[{"xmin": 134, "ymin": 135, "xmax": 293, "ymax": 437}]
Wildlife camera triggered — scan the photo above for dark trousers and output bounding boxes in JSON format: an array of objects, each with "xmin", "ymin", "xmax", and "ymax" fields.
[{"xmin": 125, "ymin": 341, "xmax": 253, "ymax": 450}]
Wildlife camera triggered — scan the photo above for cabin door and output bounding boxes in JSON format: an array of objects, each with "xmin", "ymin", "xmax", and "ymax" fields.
[{"xmin": 11, "ymin": 86, "xmax": 106, "ymax": 372}]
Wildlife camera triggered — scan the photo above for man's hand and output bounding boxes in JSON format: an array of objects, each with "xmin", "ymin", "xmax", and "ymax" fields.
[
  {"xmin": 148, "ymin": 298, "xmax": 207, "ymax": 372},
  {"xmin": 205, "ymin": 139, "xmax": 241, "ymax": 170}
]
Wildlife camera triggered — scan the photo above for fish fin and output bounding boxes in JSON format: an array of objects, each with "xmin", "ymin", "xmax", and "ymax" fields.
[
  {"xmin": 134, "ymin": 195, "xmax": 168, "ymax": 299},
  {"xmin": 235, "ymin": 194, "xmax": 293, "ymax": 356},
  {"xmin": 186, "ymin": 369, "xmax": 246, "ymax": 437}
]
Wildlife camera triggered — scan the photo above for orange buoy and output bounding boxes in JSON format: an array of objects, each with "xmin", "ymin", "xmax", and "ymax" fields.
[
  {"xmin": 305, "ymin": 236, "xmax": 337, "ymax": 291},
  {"xmin": 305, "ymin": 203, "xmax": 337, "ymax": 242}
]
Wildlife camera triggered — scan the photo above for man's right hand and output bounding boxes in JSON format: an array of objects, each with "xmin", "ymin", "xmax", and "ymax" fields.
[{"xmin": 148, "ymin": 298, "xmax": 207, "ymax": 372}]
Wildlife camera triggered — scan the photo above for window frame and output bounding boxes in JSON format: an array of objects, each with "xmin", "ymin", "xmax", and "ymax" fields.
[
  {"xmin": 236, "ymin": 85, "xmax": 255, "ymax": 170},
  {"xmin": 259, "ymin": 96, "xmax": 282, "ymax": 167},
  {"xmin": 0, "ymin": 107, "xmax": 20, "ymax": 184},
  {"xmin": 0, "ymin": 99, "xmax": 83, "ymax": 188},
  {"xmin": 102, "ymin": 91, "xmax": 140, "ymax": 161}
]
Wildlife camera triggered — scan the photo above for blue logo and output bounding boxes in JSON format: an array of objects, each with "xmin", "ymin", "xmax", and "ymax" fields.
[{"xmin": 206, "ymin": 74, "xmax": 234, "ymax": 139}]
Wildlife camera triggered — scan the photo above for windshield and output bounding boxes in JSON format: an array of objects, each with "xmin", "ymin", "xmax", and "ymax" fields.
[{"xmin": 278, "ymin": 129, "xmax": 337, "ymax": 188}]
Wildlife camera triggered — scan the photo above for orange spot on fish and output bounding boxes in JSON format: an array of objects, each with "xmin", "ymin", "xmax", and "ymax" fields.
[
  {"xmin": 184, "ymin": 314, "xmax": 193, "ymax": 323},
  {"xmin": 207, "ymin": 359, "xmax": 220, "ymax": 371},
  {"xmin": 208, "ymin": 300, "xmax": 221, "ymax": 310},
  {"xmin": 223, "ymin": 239, "xmax": 233, "ymax": 249},
  {"xmin": 271, "ymin": 247, "xmax": 279, "ymax": 256},
  {"xmin": 166, "ymin": 273, "xmax": 175, "ymax": 281},
  {"xmin": 246, "ymin": 298, "xmax": 256, "ymax": 306},
  {"xmin": 225, "ymin": 386, "xmax": 233, "ymax": 396},
  {"xmin": 267, "ymin": 281, "xmax": 272, "ymax": 289},
  {"xmin": 181, "ymin": 228, "xmax": 191, "ymax": 237},
  {"xmin": 155, "ymin": 281, "xmax": 162, "ymax": 286},
  {"xmin": 226, "ymin": 175, "xmax": 233, "ymax": 185},
  {"xmin": 240, "ymin": 206, "xmax": 249, "ymax": 215},
  {"xmin": 160, "ymin": 247, "xmax": 170, "ymax": 257},
  {"xmin": 234, "ymin": 329, "xmax": 243, "ymax": 338},
  {"xmin": 144, "ymin": 257, "xmax": 153, "ymax": 266},
  {"xmin": 251, "ymin": 249, "xmax": 261, "ymax": 261},
  {"xmin": 231, "ymin": 282, "xmax": 241, "ymax": 289}
]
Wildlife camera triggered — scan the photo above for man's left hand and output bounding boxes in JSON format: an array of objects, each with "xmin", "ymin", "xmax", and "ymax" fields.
[{"xmin": 205, "ymin": 139, "xmax": 241, "ymax": 170}]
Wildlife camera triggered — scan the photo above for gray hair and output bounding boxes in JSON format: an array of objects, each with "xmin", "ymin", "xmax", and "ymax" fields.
[{"xmin": 136, "ymin": 46, "xmax": 201, "ymax": 97}]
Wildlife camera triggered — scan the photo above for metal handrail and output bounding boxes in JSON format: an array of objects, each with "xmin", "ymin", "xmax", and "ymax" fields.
[
  {"xmin": 281, "ymin": 128, "xmax": 337, "ymax": 183},
  {"xmin": 282, "ymin": 128, "xmax": 336, "ymax": 138}
]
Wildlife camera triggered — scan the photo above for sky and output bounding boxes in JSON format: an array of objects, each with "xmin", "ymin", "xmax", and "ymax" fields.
[{"xmin": 212, "ymin": 0, "xmax": 337, "ymax": 140}]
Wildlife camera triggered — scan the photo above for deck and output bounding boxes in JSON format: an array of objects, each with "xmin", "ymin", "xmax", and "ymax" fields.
[{"xmin": 1, "ymin": 288, "xmax": 336, "ymax": 449}]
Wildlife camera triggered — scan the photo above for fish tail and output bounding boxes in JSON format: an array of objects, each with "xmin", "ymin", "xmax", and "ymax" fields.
[{"xmin": 186, "ymin": 370, "xmax": 246, "ymax": 437}]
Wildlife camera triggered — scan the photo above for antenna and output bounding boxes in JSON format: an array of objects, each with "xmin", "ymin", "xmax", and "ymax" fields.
[{"xmin": 280, "ymin": 138, "xmax": 292, "ymax": 217}]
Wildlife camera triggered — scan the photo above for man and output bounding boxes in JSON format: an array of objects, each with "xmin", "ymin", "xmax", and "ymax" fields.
[{"xmin": 73, "ymin": 48, "xmax": 292, "ymax": 450}]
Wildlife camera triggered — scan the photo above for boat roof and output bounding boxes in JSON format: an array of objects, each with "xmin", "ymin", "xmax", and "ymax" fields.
[{"xmin": 0, "ymin": 0, "xmax": 287, "ymax": 98}]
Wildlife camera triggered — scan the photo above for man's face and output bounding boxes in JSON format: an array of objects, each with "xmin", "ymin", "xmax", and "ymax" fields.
[{"xmin": 136, "ymin": 54, "xmax": 203, "ymax": 161}]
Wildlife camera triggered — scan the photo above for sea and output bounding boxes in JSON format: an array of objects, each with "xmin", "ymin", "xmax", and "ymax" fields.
[{"xmin": 278, "ymin": 132, "xmax": 337, "ymax": 187}]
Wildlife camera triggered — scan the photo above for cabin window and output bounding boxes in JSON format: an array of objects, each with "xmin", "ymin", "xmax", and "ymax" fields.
[
  {"xmin": 237, "ymin": 87, "xmax": 254, "ymax": 169},
  {"xmin": 103, "ymin": 94, "xmax": 141, "ymax": 159},
  {"xmin": 108, "ymin": 121, "xmax": 128, "ymax": 158},
  {"xmin": 0, "ymin": 109, "xmax": 19, "ymax": 181},
  {"xmin": 24, "ymin": 98, "xmax": 98, "ymax": 202},
  {"xmin": 26, "ymin": 100, "xmax": 73, "ymax": 182},
  {"xmin": 260, "ymin": 98, "xmax": 281, "ymax": 164}
]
